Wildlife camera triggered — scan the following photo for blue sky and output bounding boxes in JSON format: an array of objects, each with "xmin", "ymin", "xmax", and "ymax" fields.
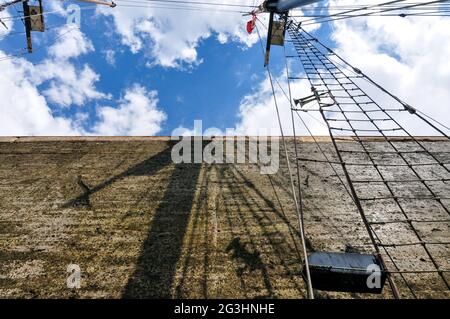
[
  {"xmin": 0, "ymin": 0, "xmax": 449, "ymax": 136},
  {"xmin": 0, "ymin": 0, "xmax": 344, "ymax": 136}
]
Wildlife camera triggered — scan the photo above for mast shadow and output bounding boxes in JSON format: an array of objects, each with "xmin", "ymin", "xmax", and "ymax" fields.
[
  {"xmin": 120, "ymin": 138, "xmax": 202, "ymax": 298},
  {"xmin": 61, "ymin": 140, "xmax": 202, "ymax": 298},
  {"xmin": 122, "ymin": 161, "xmax": 201, "ymax": 298}
]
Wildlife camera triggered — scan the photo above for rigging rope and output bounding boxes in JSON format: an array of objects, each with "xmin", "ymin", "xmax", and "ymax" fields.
[
  {"xmin": 296, "ymin": 0, "xmax": 450, "ymax": 26},
  {"xmin": 112, "ymin": 0, "xmax": 256, "ymax": 8},
  {"xmin": 256, "ymin": 22, "xmax": 414, "ymax": 298},
  {"xmin": 297, "ymin": 25, "xmax": 450, "ymax": 138},
  {"xmin": 255, "ymin": 22, "xmax": 315, "ymax": 299},
  {"xmin": 287, "ymin": 22, "xmax": 450, "ymax": 297},
  {"xmin": 261, "ymin": 20, "xmax": 411, "ymax": 298},
  {"xmin": 0, "ymin": 24, "xmax": 79, "ymax": 61},
  {"xmin": 296, "ymin": 0, "xmax": 410, "ymax": 24}
]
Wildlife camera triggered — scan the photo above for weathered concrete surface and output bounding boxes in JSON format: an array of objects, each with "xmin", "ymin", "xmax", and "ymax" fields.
[{"xmin": 0, "ymin": 137, "xmax": 448, "ymax": 299}]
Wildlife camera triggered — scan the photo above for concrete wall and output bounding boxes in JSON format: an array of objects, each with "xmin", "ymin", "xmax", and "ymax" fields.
[{"xmin": 0, "ymin": 137, "xmax": 448, "ymax": 298}]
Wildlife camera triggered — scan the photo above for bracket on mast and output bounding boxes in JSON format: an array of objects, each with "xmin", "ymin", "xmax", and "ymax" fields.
[
  {"xmin": 18, "ymin": 0, "xmax": 115, "ymax": 54},
  {"xmin": 264, "ymin": 12, "xmax": 288, "ymax": 66}
]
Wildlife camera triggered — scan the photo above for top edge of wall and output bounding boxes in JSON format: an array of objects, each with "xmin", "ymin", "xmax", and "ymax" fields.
[{"xmin": 0, "ymin": 136, "xmax": 447, "ymax": 143}]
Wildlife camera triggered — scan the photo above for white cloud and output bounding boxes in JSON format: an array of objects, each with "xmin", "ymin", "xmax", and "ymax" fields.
[
  {"xmin": 328, "ymin": 0, "xmax": 450, "ymax": 135},
  {"xmin": 27, "ymin": 25, "xmax": 109, "ymax": 107},
  {"xmin": 0, "ymin": 7, "xmax": 13, "ymax": 36},
  {"xmin": 96, "ymin": 1, "xmax": 260, "ymax": 68},
  {"xmin": 234, "ymin": 72, "xmax": 329, "ymax": 136},
  {"xmin": 104, "ymin": 49, "xmax": 116, "ymax": 66},
  {"xmin": 0, "ymin": 51, "xmax": 165, "ymax": 136},
  {"xmin": 235, "ymin": 0, "xmax": 450, "ymax": 136},
  {"xmin": 46, "ymin": 0, "xmax": 68, "ymax": 16},
  {"xmin": 48, "ymin": 24, "xmax": 94, "ymax": 60},
  {"xmin": 41, "ymin": 63, "xmax": 109, "ymax": 106},
  {"xmin": 0, "ymin": 55, "xmax": 83, "ymax": 136},
  {"xmin": 3, "ymin": 0, "xmax": 448, "ymax": 137},
  {"xmin": 0, "ymin": 19, "xmax": 105, "ymax": 135},
  {"xmin": 93, "ymin": 84, "xmax": 166, "ymax": 135},
  {"xmin": 0, "ymin": 22, "xmax": 165, "ymax": 136}
]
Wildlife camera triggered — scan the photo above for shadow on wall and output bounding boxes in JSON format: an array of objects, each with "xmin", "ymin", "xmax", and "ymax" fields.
[
  {"xmin": 215, "ymin": 164, "xmax": 308, "ymax": 298},
  {"xmin": 122, "ymin": 147, "xmax": 202, "ymax": 298},
  {"xmin": 62, "ymin": 141, "xmax": 202, "ymax": 298},
  {"xmin": 62, "ymin": 140, "xmax": 307, "ymax": 298},
  {"xmin": 63, "ymin": 142, "xmax": 177, "ymax": 208},
  {"xmin": 226, "ymin": 237, "xmax": 264, "ymax": 275}
]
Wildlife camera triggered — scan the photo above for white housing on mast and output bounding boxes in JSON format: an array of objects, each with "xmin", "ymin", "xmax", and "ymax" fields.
[{"xmin": 264, "ymin": 0, "xmax": 320, "ymax": 13}]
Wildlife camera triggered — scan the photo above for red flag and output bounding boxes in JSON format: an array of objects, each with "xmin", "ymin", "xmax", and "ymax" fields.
[{"xmin": 246, "ymin": 15, "xmax": 256, "ymax": 34}]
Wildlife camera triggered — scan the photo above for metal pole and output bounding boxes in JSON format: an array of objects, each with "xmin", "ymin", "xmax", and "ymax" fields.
[{"xmin": 22, "ymin": 0, "xmax": 32, "ymax": 53}]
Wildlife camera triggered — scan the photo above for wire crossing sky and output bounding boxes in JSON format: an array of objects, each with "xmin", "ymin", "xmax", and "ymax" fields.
[{"xmin": 0, "ymin": 0, "xmax": 449, "ymax": 136}]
